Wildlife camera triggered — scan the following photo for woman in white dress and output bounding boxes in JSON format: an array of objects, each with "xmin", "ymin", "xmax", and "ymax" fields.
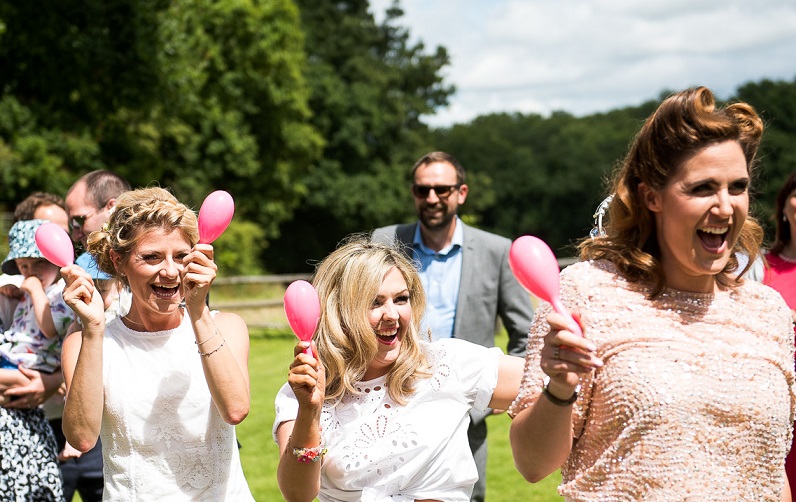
[
  {"xmin": 60, "ymin": 187, "xmax": 254, "ymax": 501},
  {"xmin": 273, "ymin": 236, "xmax": 524, "ymax": 501}
]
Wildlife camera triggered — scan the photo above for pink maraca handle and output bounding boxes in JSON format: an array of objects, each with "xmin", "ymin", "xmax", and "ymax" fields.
[{"xmin": 551, "ymin": 298, "xmax": 583, "ymax": 337}]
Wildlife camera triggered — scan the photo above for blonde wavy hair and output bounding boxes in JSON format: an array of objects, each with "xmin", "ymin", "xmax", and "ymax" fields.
[
  {"xmin": 313, "ymin": 235, "xmax": 431, "ymax": 406},
  {"xmin": 579, "ymin": 86, "xmax": 764, "ymax": 297},
  {"xmin": 86, "ymin": 187, "xmax": 199, "ymax": 284}
]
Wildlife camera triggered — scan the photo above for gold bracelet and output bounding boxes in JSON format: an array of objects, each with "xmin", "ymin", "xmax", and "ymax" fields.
[
  {"xmin": 195, "ymin": 323, "xmax": 220, "ymax": 346},
  {"xmin": 198, "ymin": 337, "xmax": 225, "ymax": 357}
]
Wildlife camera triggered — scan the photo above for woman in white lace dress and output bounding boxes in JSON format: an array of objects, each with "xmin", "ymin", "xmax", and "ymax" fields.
[
  {"xmin": 59, "ymin": 187, "xmax": 254, "ymax": 501},
  {"xmin": 273, "ymin": 236, "xmax": 524, "ymax": 501},
  {"xmin": 509, "ymin": 87, "xmax": 795, "ymax": 501}
]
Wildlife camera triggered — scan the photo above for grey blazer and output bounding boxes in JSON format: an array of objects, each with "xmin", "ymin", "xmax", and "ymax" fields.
[{"xmin": 372, "ymin": 221, "xmax": 533, "ymax": 357}]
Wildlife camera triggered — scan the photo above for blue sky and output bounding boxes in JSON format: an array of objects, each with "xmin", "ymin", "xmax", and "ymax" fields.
[{"xmin": 370, "ymin": 0, "xmax": 796, "ymax": 127}]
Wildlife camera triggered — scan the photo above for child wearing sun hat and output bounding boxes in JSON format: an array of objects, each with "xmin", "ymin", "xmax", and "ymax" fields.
[{"xmin": 0, "ymin": 219, "xmax": 75, "ymax": 395}]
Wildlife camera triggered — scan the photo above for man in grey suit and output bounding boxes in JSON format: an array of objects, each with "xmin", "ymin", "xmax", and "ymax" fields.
[{"xmin": 372, "ymin": 151, "xmax": 534, "ymax": 502}]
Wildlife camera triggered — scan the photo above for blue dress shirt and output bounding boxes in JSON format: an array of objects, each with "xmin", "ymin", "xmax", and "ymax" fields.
[{"xmin": 412, "ymin": 219, "xmax": 463, "ymax": 340}]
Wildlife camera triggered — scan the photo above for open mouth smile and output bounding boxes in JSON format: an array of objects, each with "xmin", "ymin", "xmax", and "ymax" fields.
[
  {"xmin": 697, "ymin": 226, "xmax": 729, "ymax": 254},
  {"xmin": 376, "ymin": 327, "xmax": 398, "ymax": 345},
  {"xmin": 152, "ymin": 283, "xmax": 180, "ymax": 299}
]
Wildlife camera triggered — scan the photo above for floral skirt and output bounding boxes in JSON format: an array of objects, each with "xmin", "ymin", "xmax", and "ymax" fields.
[{"xmin": 0, "ymin": 407, "xmax": 63, "ymax": 501}]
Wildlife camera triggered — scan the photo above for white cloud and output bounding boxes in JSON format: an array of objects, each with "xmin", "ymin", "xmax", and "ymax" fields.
[{"xmin": 370, "ymin": 0, "xmax": 796, "ymax": 126}]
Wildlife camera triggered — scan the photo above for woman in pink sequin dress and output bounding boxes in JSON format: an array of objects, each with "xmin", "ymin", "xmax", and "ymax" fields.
[
  {"xmin": 509, "ymin": 87, "xmax": 795, "ymax": 501},
  {"xmin": 765, "ymin": 172, "xmax": 796, "ymax": 494}
]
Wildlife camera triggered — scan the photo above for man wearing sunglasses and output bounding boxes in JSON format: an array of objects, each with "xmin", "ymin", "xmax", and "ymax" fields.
[
  {"xmin": 65, "ymin": 170, "xmax": 131, "ymax": 249},
  {"xmin": 372, "ymin": 151, "xmax": 534, "ymax": 502}
]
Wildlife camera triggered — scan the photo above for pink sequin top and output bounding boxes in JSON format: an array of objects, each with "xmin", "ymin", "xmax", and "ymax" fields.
[{"xmin": 508, "ymin": 260, "xmax": 796, "ymax": 501}]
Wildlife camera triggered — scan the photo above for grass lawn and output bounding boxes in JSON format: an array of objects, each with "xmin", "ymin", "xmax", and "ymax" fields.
[{"xmin": 237, "ymin": 330, "xmax": 564, "ymax": 501}]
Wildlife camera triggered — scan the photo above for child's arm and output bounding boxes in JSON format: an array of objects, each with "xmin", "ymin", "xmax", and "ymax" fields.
[{"xmin": 20, "ymin": 276, "xmax": 58, "ymax": 339}]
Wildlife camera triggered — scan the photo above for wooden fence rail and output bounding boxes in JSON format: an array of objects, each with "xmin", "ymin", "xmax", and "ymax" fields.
[
  {"xmin": 209, "ymin": 274, "xmax": 310, "ymax": 328},
  {"xmin": 213, "ymin": 273, "xmax": 311, "ymax": 286}
]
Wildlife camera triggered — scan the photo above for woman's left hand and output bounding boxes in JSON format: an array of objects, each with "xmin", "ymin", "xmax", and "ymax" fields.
[{"xmin": 181, "ymin": 244, "xmax": 217, "ymax": 314}]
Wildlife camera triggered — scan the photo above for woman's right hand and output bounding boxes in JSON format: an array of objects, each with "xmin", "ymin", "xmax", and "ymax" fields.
[
  {"xmin": 288, "ymin": 341, "xmax": 325, "ymax": 411},
  {"xmin": 61, "ymin": 265, "xmax": 105, "ymax": 329},
  {"xmin": 541, "ymin": 310, "xmax": 603, "ymax": 394}
]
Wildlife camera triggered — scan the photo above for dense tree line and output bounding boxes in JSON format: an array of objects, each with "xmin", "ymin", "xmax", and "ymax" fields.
[
  {"xmin": 1, "ymin": 1, "xmax": 795, "ymax": 273},
  {"xmin": 429, "ymin": 81, "xmax": 796, "ymax": 257}
]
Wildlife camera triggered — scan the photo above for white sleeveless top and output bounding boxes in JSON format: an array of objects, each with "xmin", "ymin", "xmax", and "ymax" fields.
[{"xmin": 100, "ymin": 312, "xmax": 253, "ymax": 501}]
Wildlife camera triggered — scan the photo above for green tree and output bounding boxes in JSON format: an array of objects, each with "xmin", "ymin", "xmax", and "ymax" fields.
[
  {"xmin": 735, "ymin": 78, "xmax": 796, "ymax": 241},
  {"xmin": 263, "ymin": 0, "xmax": 454, "ymax": 272},
  {"xmin": 431, "ymin": 104, "xmax": 654, "ymax": 255},
  {"xmin": 0, "ymin": 0, "xmax": 321, "ymax": 271}
]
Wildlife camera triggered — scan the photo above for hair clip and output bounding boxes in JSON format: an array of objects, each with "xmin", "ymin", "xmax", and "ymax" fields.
[{"xmin": 589, "ymin": 194, "xmax": 615, "ymax": 239}]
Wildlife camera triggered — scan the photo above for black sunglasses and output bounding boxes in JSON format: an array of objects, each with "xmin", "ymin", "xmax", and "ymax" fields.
[
  {"xmin": 411, "ymin": 184, "xmax": 461, "ymax": 199},
  {"xmin": 69, "ymin": 209, "xmax": 98, "ymax": 232}
]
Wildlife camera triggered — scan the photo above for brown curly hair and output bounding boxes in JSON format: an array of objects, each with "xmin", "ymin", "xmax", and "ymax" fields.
[
  {"xmin": 579, "ymin": 86, "xmax": 764, "ymax": 297},
  {"xmin": 86, "ymin": 187, "xmax": 198, "ymax": 285}
]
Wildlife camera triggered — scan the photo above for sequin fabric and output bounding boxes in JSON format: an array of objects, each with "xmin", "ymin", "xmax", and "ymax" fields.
[{"xmin": 508, "ymin": 260, "xmax": 796, "ymax": 501}]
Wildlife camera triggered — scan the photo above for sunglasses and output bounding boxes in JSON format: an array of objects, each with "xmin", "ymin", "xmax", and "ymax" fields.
[
  {"xmin": 69, "ymin": 209, "xmax": 98, "ymax": 233},
  {"xmin": 411, "ymin": 184, "xmax": 461, "ymax": 199}
]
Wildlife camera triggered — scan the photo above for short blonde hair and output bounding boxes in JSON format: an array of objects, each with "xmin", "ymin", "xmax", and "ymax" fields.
[
  {"xmin": 87, "ymin": 187, "xmax": 198, "ymax": 285},
  {"xmin": 313, "ymin": 235, "xmax": 431, "ymax": 405}
]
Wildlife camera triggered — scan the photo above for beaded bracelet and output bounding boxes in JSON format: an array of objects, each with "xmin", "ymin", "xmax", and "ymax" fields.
[
  {"xmin": 198, "ymin": 338, "xmax": 226, "ymax": 357},
  {"xmin": 290, "ymin": 436, "xmax": 327, "ymax": 464}
]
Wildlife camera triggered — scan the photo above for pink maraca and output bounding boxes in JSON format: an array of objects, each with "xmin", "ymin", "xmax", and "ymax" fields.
[
  {"xmin": 198, "ymin": 190, "xmax": 235, "ymax": 244},
  {"xmin": 35, "ymin": 222, "xmax": 75, "ymax": 268},
  {"xmin": 284, "ymin": 280, "xmax": 321, "ymax": 356},
  {"xmin": 509, "ymin": 235, "xmax": 583, "ymax": 336}
]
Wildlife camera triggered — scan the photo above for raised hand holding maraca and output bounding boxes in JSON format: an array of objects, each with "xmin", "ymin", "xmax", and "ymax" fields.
[
  {"xmin": 509, "ymin": 235, "xmax": 601, "ymax": 390},
  {"xmin": 509, "ymin": 235, "xmax": 582, "ymax": 336},
  {"xmin": 181, "ymin": 191, "xmax": 235, "ymax": 311},
  {"xmin": 284, "ymin": 280, "xmax": 325, "ymax": 410},
  {"xmin": 34, "ymin": 222, "xmax": 104, "ymax": 327}
]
